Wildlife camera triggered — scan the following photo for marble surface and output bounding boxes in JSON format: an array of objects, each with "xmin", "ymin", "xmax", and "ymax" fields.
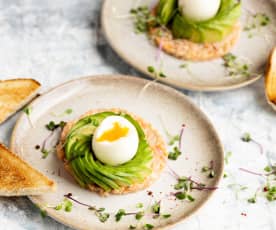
[{"xmin": 0, "ymin": 0, "xmax": 275, "ymax": 230}]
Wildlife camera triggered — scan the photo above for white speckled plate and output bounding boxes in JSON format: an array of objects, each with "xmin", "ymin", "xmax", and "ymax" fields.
[
  {"xmin": 102, "ymin": 0, "xmax": 276, "ymax": 91},
  {"xmin": 10, "ymin": 75, "xmax": 223, "ymax": 230}
]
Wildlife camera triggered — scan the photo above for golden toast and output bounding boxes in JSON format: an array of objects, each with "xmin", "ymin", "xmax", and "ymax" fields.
[
  {"xmin": 265, "ymin": 48, "xmax": 276, "ymax": 104},
  {"xmin": 0, "ymin": 143, "xmax": 56, "ymax": 196},
  {"xmin": 0, "ymin": 78, "xmax": 40, "ymax": 124}
]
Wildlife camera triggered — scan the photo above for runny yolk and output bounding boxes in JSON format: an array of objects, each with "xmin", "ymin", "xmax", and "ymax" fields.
[{"xmin": 97, "ymin": 122, "xmax": 129, "ymax": 142}]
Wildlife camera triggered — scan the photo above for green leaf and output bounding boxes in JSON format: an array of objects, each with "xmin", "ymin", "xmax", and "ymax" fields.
[
  {"xmin": 135, "ymin": 211, "xmax": 144, "ymax": 220},
  {"xmin": 157, "ymin": 0, "xmax": 177, "ymax": 25},
  {"xmin": 136, "ymin": 203, "xmax": 143, "ymax": 208},
  {"xmin": 152, "ymin": 202, "xmax": 160, "ymax": 214},
  {"xmin": 143, "ymin": 224, "xmax": 154, "ymax": 230},
  {"xmin": 23, "ymin": 106, "xmax": 32, "ymax": 116},
  {"xmin": 115, "ymin": 209, "xmax": 126, "ymax": 222}
]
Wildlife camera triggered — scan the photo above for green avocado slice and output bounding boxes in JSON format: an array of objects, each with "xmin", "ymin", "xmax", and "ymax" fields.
[
  {"xmin": 157, "ymin": 0, "xmax": 177, "ymax": 25},
  {"xmin": 64, "ymin": 111, "xmax": 153, "ymax": 191},
  {"xmin": 171, "ymin": 0, "xmax": 241, "ymax": 43}
]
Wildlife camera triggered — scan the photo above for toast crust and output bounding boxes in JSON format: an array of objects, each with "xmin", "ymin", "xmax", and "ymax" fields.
[
  {"xmin": 57, "ymin": 109, "xmax": 168, "ymax": 196},
  {"xmin": 0, "ymin": 78, "xmax": 41, "ymax": 124},
  {"xmin": 0, "ymin": 143, "xmax": 55, "ymax": 196},
  {"xmin": 148, "ymin": 23, "xmax": 241, "ymax": 61},
  {"xmin": 265, "ymin": 47, "xmax": 276, "ymax": 104}
]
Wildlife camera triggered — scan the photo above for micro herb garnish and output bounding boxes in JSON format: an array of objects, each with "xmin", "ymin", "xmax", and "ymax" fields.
[
  {"xmin": 152, "ymin": 201, "xmax": 161, "ymax": 214},
  {"xmin": 143, "ymin": 224, "xmax": 154, "ymax": 230},
  {"xmin": 41, "ymin": 149, "xmax": 50, "ymax": 159},
  {"xmin": 130, "ymin": 6, "xmax": 159, "ymax": 34},
  {"xmin": 168, "ymin": 166, "xmax": 217, "ymax": 202},
  {"xmin": 23, "ymin": 106, "xmax": 34, "ymax": 127},
  {"xmin": 135, "ymin": 211, "xmax": 144, "ymax": 220},
  {"xmin": 64, "ymin": 193, "xmax": 110, "ymax": 222},
  {"xmin": 23, "ymin": 106, "xmax": 32, "ymax": 116},
  {"xmin": 147, "ymin": 66, "xmax": 167, "ymax": 78},
  {"xmin": 222, "ymin": 53, "xmax": 250, "ymax": 78},
  {"xmin": 129, "ymin": 225, "xmax": 137, "ymax": 229},
  {"xmin": 162, "ymin": 214, "xmax": 171, "ymax": 219},
  {"xmin": 179, "ymin": 63, "xmax": 188, "ymax": 69},
  {"xmin": 136, "ymin": 203, "xmax": 143, "ymax": 208},
  {"xmin": 201, "ymin": 161, "xmax": 215, "ymax": 178},
  {"xmin": 46, "ymin": 120, "xmax": 66, "ymax": 131},
  {"xmin": 240, "ymin": 165, "xmax": 276, "ymax": 203},
  {"xmin": 51, "ymin": 108, "xmax": 73, "ymax": 117},
  {"xmin": 244, "ymin": 13, "xmax": 270, "ymax": 38},
  {"xmin": 115, "ymin": 209, "xmax": 126, "ymax": 222},
  {"xmin": 168, "ymin": 146, "xmax": 181, "ymax": 160},
  {"xmin": 168, "ymin": 135, "xmax": 180, "ymax": 146},
  {"xmin": 241, "ymin": 132, "xmax": 263, "ymax": 155},
  {"xmin": 40, "ymin": 209, "xmax": 47, "ymax": 218},
  {"xmin": 224, "ymin": 151, "xmax": 232, "ymax": 165},
  {"xmin": 54, "ymin": 199, "xmax": 73, "ymax": 212}
]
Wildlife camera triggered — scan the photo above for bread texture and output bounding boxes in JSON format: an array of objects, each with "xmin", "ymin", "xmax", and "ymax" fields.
[
  {"xmin": 57, "ymin": 109, "xmax": 168, "ymax": 196},
  {"xmin": 148, "ymin": 23, "xmax": 241, "ymax": 61},
  {"xmin": 265, "ymin": 47, "xmax": 276, "ymax": 104},
  {"xmin": 0, "ymin": 143, "xmax": 56, "ymax": 196},
  {"xmin": 0, "ymin": 78, "xmax": 41, "ymax": 124}
]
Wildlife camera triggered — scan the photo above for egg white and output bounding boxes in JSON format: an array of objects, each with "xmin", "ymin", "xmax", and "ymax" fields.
[
  {"xmin": 92, "ymin": 116, "xmax": 139, "ymax": 166},
  {"xmin": 178, "ymin": 0, "xmax": 221, "ymax": 22}
]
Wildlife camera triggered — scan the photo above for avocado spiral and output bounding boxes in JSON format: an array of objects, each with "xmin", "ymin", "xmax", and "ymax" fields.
[{"xmin": 64, "ymin": 111, "xmax": 153, "ymax": 192}]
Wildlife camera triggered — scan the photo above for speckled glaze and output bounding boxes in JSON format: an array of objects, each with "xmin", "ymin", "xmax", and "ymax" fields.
[
  {"xmin": 10, "ymin": 75, "xmax": 224, "ymax": 230},
  {"xmin": 102, "ymin": 0, "xmax": 276, "ymax": 91}
]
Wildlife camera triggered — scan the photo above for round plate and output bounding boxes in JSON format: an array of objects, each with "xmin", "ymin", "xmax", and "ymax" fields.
[
  {"xmin": 102, "ymin": 0, "xmax": 276, "ymax": 91},
  {"xmin": 10, "ymin": 75, "xmax": 224, "ymax": 230}
]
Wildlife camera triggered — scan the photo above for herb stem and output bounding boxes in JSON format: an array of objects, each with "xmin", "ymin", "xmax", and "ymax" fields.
[
  {"xmin": 239, "ymin": 168, "xmax": 264, "ymax": 177},
  {"xmin": 64, "ymin": 193, "xmax": 91, "ymax": 209}
]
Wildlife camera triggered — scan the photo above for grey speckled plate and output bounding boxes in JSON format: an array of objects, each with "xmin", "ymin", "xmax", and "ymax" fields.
[
  {"xmin": 10, "ymin": 75, "xmax": 223, "ymax": 230},
  {"xmin": 102, "ymin": 0, "xmax": 276, "ymax": 91}
]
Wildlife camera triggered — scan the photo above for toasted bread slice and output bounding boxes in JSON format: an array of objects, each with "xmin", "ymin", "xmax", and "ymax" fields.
[
  {"xmin": 0, "ymin": 78, "xmax": 41, "ymax": 124},
  {"xmin": 0, "ymin": 143, "xmax": 56, "ymax": 196},
  {"xmin": 265, "ymin": 47, "xmax": 276, "ymax": 104}
]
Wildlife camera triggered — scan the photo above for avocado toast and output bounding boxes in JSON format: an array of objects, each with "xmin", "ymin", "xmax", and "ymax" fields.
[{"xmin": 57, "ymin": 109, "xmax": 168, "ymax": 196}]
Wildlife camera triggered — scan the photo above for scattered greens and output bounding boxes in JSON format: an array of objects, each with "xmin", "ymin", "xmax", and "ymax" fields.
[
  {"xmin": 129, "ymin": 225, "xmax": 137, "ymax": 229},
  {"xmin": 173, "ymin": 177, "xmax": 195, "ymax": 202},
  {"xmin": 147, "ymin": 66, "xmax": 167, "ymax": 78},
  {"xmin": 143, "ymin": 224, "xmax": 154, "ymax": 230},
  {"xmin": 224, "ymin": 151, "xmax": 232, "ymax": 165},
  {"xmin": 54, "ymin": 199, "xmax": 73, "ymax": 212},
  {"xmin": 64, "ymin": 193, "xmax": 110, "ymax": 223},
  {"xmin": 201, "ymin": 161, "xmax": 215, "ymax": 178},
  {"xmin": 115, "ymin": 209, "xmax": 126, "ymax": 222},
  {"xmin": 130, "ymin": 6, "xmax": 158, "ymax": 34},
  {"xmin": 23, "ymin": 106, "xmax": 32, "ymax": 116},
  {"xmin": 46, "ymin": 120, "xmax": 66, "ymax": 131},
  {"xmin": 40, "ymin": 209, "xmax": 47, "ymax": 218},
  {"xmin": 135, "ymin": 211, "xmax": 144, "ymax": 220},
  {"xmin": 168, "ymin": 135, "xmax": 179, "ymax": 146},
  {"xmin": 152, "ymin": 201, "xmax": 161, "ymax": 214},
  {"xmin": 136, "ymin": 203, "xmax": 143, "ymax": 208},
  {"xmin": 241, "ymin": 132, "xmax": 263, "ymax": 155},
  {"xmin": 244, "ymin": 13, "xmax": 270, "ymax": 38},
  {"xmin": 222, "ymin": 53, "xmax": 250, "ymax": 78},
  {"xmin": 168, "ymin": 146, "xmax": 181, "ymax": 160}
]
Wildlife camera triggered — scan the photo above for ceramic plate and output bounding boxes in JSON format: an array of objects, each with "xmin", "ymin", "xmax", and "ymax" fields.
[
  {"xmin": 102, "ymin": 0, "xmax": 276, "ymax": 91},
  {"xmin": 10, "ymin": 75, "xmax": 224, "ymax": 230}
]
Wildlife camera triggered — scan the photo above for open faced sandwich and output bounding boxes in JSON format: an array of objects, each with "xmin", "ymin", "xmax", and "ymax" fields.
[
  {"xmin": 148, "ymin": 0, "xmax": 241, "ymax": 61},
  {"xmin": 57, "ymin": 109, "xmax": 167, "ymax": 196}
]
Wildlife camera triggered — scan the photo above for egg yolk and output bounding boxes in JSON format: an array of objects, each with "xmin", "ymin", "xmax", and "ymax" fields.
[{"xmin": 97, "ymin": 122, "xmax": 129, "ymax": 142}]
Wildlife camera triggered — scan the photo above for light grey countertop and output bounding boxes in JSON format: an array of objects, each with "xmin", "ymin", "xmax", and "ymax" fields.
[{"xmin": 0, "ymin": 0, "xmax": 276, "ymax": 230}]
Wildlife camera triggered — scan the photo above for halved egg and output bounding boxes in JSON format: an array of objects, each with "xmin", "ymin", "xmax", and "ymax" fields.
[
  {"xmin": 92, "ymin": 116, "xmax": 139, "ymax": 166},
  {"xmin": 178, "ymin": 0, "xmax": 221, "ymax": 22}
]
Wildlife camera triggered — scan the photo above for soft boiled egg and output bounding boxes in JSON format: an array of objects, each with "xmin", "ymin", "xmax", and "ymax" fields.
[
  {"xmin": 92, "ymin": 116, "xmax": 139, "ymax": 166},
  {"xmin": 178, "ymin": 0, "xmax": 221, "ymax": 22}
]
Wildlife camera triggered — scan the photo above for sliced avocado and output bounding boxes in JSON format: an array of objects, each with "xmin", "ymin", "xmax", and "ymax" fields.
[
  {"xmin": 64, "ymin": 111, "xmax": 153, "ymax": 191},
  {"xmin": 171, "ymin": 0, "xmax": 241, "ymax": 43},
  {"xmin": 157, "ymin": 0, "xmax": 177, "ymax": 25}
]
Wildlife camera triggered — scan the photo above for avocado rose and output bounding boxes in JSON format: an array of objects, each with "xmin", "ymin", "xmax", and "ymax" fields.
[
  {"xmin": 147, "ymin": 0, "xmax": 241, "ymax": 60},
  {"xmin": 56, "ymin": 109, "xmax": 167, "ymax": 195}
]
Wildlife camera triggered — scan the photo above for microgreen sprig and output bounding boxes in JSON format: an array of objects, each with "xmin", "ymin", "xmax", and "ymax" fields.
[
  {"xmin": 64, "ymin": 193, "xmax": 110, "ymax": 222},
  {"xmin": 222, "ymin": 53, "xmax": 250, "ymax": 78},
  {"xmin": 201, "ymin": 161, "xmax": 216, "ymax": 178},
  {"xmin": 241, "ymin": 132, "xmax": 263, "ymax": 155}
]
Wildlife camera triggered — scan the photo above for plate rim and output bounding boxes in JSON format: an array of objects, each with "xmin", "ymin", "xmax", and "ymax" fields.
[
  {"xmin": 10, "ymin": 74, "xmax": 224, "ymax": 230},
  {"xmin": 101, "ymin": 0, "xmax": 263, "ymax": 92}
]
